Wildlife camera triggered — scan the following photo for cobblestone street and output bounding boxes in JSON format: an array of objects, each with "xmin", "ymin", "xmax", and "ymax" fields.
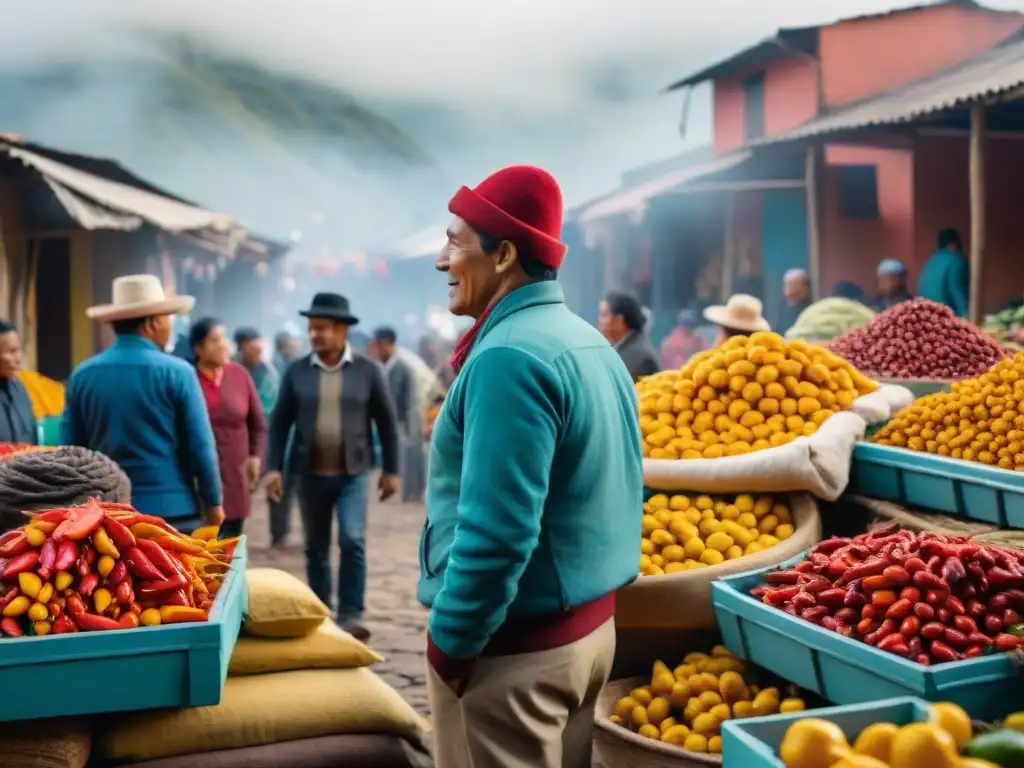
[{"xmin": 246, "ymin": 488, "xmax": 431, "ymax": 716}]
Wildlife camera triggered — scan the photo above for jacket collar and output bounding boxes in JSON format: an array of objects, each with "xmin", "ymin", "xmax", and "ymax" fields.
[
  {"xmin": 474, "ymin": 282, "xmax": 565, "ymax": 346},
  {"xmin": 114, "ymin": 334, "xmax": 161, "ymax": 352}
]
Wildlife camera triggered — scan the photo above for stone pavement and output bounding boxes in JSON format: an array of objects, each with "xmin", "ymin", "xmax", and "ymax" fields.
[{"xmin": 245, "ymin": 488, "xmax": 432, "ymax": 716}]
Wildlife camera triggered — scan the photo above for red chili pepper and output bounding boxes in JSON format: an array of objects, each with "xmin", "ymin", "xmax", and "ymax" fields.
[
  {"xmin": 966, "ymin": 599, "xmax": 987, "ymax": 619},
  {"xmin": 1, "ymin": 617, "xmax": 22, "ymax": 637},
  {"xmin": 802, "ymin": 578, "xmax": 832, "ymax": 594},
  {"xmin": 112, "ymin": 580, "xmax": 131, "ymax": 606},
  {"xmin": 886, "ymin": 599, "xmax": 913, "ymax": 620},
  {"xmin": 907, "ymin": 635, "xmax": 923, "ymax": 657},
  {"xmin": 52, "ymin": 502, "xmax": 105, "ymax": 541},
  {"xmin": 101, "ymin": 517, "xmax": 137, "ymax": 553},
  {"xmin": 945, "ymin": 595, "xmax": 966, "ymax": 616},
  {"xmin": 1, "ymin": 551, "xmax": 39, "ymax": 581},
  {"xmin": 900, "ymin": 587, "xmax": 921, "ymax": 604},
  {"xmin": 938, "ymin": 607, "xmax": 952, "ymax": 623},
  {"xmin": 900, "ymin": 616, "xmax": 921, "ymax": 637},
  {"xmin": 118, "ymin": 612, "xmax": 140, "ymax": 629},
  {"xmin": 76, "ymin": 556, "xmax": 90, "ymax": 578},
  {"xmin": 862, "ymin": 575, "xmax": 893, "ymax": 591},
  {"xmin": 944, "ymin": 628, "xmax": 970, "ymax": 647},
  {"xmin": 54, "ymin": 540, "xmax": 78, "ymax": 572},
  {"xmin": 872, "ymin": 590, "xmax": 898, "ymax": 607},
  {"xmin": 107, "ymin": 561, "xmax": 128, "ymax": 587},
  {"xmin": 883, "ymin": 565, "xmax": 910, "ymax": 585},
  {"xmin": 799, "ymin": 605, "xmax": 828, "ymax": 624},
  {"xmin": 123, "ymin": 547, "xmax": 165, "ymax": 581},
  {"xmin": 913, "ymin": 602, "xmax": 935, "ymax": 621},
  {"xmin": 966, "ymin": 631, "xmax": 993, "ymax": 646},
  {"xmin": 912, "ymin": 571, "xmax": 945, "ymax": 590},
  {"xmin": 984, "ymin": 613, "xmax": 1004, "ymax": 634},
  {"xmin": 904, "ymin": 557, "xmax": 928, "ymax": 574},
  {"xmin": 75, "ymin": 613, "xmax": 122, "ymax": 632},
  {"xmin": 136, "ymin": 573, "xmax": 188, "ymax": 597},
  {"xmin": 835, "ymin": 607, "xmax": 858, "ymax": 623},
  {"xmin": 930, "ymin": 640, "xmax": 959, "ymax": 663},
  {"xmin": 836, "ymin": 558, "xmax": 889, "ymax": 587},
  {"xmin": 795, "ymin": 561, "xmax": 818, "ymax": 574},
  {"xmin": 921, "ymin": 622, "xmax": 946, "ymax": 640},
  {"xmin": 0, "ymin": 587, "xmax": 19, "ymax": 609},
  {"xmin": 844, "ymin": 590, "xmax": 867, "ymax": 608},
  {"xmin": 51, "ymin": 614, "xmax": 77, "ymax": 634},
  {"xmin": 765, "ymin": 586, "xmax": 800, "ymax": 605},
  {"xmin": 78, "ymin": 573, "xmax": 99, "ymax": 597},
  {"xmin": 1003, "ymin": 589, "xmax": 1024, "ymax": 605},
  {"xmin": 0, "ymin": 533, "xmax": 29, "ymax": 558},
  {"xmin": 749, "ymin": 586, "xmax": 769, "ymax": 598},
  {"xmin": 953, "ymin": 615, "xmax": 978, "ymax": 635},
  {"xmin": 878, "ymin": 634, "xmax": 909, "ymax": 655},
  {"xmin": 133, "ymin": 539, "xmax": 180, "ymax": 580},
  {"xmin": 863, "ymin": 619, "xmax": 898, "ymax": 646},
  {"xmin": 989, "ymin": 567, "xmax": 1024, "ymax": 589},
  {"xmin": 915, "ymin": 653, "xmax": 932, "ymax": 666},
  {"xmin": 862, "ymin": 604, "xmax": 880, "ymax": 620},
  {"xmin": 792, "ymin": 592, "xmax": 817, "ymax": 611},
  {"xmin": 993, "ymin": 633, "xmax": 1023, "ymax": 651},
  {"xmin": 161, "ymin": 589, "xmax": 189, "ymax": 607},
  {"xmin": 856, "ymin": 617, "xmax": 879, "ymax": 635},
  {"xmin": 960, "ymin": 583, "xmax": 978, "ymax": 601},
  {"xmin": 47, "ymin": 597, "xmax": 64, "ymax": 619},
  {"xmin": 65, "ymin": 593, "xmax": 86, "ymax": 617},
  {"xmin": 32, "ymin": 508, "xmax": 71, "ymax": 524},
  {"xmin": 926, "ymin": 588, "xmax": 949, "ymax": 605},
  {"xmin": 38, "ymin": 538, "xmax": 56, "ymax": 570},
  {"xmin": 813, "ymin": 589, "xmax": 844, "ymax": 608},
  {"xmin": 1005, "ymin": 609, "xmax": 1024, "ymax": 625},
  {"xmin": 812, "ymin": 538, "xmax": 850, "ymax": 555}
]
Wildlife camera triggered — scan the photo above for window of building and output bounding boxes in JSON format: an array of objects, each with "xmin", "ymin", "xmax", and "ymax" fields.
[
  {"xmin": 835, "ymin": 165, "xmax": 880, "ymax": 219},
  {"xmin": 743, "ymin": 72, "xmax": 766, "ymax": 141}
]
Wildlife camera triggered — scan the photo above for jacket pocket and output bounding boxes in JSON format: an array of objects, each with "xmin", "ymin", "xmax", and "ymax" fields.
[{"xmin": 419, "ymin": 521, "xmax": 434, "ymax": 578}]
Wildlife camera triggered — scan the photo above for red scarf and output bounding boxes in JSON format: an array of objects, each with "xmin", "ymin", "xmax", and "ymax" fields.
[{"xmin": 450, "ymin": 308, "xmax": 494, "ymax": 374}]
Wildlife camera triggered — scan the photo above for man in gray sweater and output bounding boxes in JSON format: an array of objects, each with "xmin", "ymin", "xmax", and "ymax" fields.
[
  {"xmin": 370, "ymin": 326, "xmax": 423, "ymax": 502},
  {"xmin": 266, "ymin": 293, "xmax": 400, "ymax": 641}
]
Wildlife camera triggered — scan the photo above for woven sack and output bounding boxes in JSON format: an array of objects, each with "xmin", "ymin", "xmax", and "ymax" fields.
[
  {"xmin": 643, "ymin": 386, "xmax": 912, "ymax": 501},
  {"xmin": 616, "ymin": 494, "xmax": 821, "ymax": 630},
  {"xmin": 848, "ymin": 495, "xmax": 999, "ymax": 537},
  {"xmin": 594, "ymin": 677, "xmax": 722, "ymax": 768}
]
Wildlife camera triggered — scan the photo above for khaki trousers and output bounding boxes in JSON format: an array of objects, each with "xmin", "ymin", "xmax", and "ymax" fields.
[{"xmin": 427, "ymin": 618, "xmax": 615, "ymax": 768}]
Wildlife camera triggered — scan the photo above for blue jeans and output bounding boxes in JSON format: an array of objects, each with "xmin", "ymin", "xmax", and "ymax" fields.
[{"xmin": 297, "ymin": 473, "xmax": 371, "ymax": 621}]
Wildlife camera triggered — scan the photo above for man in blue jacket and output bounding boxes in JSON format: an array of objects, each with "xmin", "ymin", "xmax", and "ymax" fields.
[
  {"xmin": 419, "ymin": 165, "xmax": 642, "ymax": 767},
  {"xmin": 918, "ymin": 228, "xmax": 969, "ymax": 318},
  {"xmin": 0, "ymin": 322, "xmax": 36, "ymax": 444},
  {"xmin": 62, "ymin": 275, "xmax": 223, "ymax": 531}
]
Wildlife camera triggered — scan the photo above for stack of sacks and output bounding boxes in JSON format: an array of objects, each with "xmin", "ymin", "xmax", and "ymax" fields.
[
  {"xmin": 95, "ymin": 569, "xmax": 432, "ymax": 768},
  {"xmin": 0, "ymin": 717, "xmax": 92, "ymax": 768}
]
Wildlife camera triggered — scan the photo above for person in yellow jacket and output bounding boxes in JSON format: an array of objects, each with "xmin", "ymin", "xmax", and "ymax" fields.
[{"xmin": 18, "ymin": 369, "xmax": 65, "ymax": 419}]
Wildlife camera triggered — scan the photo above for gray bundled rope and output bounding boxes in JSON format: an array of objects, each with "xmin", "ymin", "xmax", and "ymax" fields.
[{"xmin": 0, "ymin": 446, "xmax": 130, "ymax": 532}]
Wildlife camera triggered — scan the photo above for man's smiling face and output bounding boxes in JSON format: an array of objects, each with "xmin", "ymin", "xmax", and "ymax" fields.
[{"xmin": 435, "ymin": 216, "xmax": 504, "ymax": 318}]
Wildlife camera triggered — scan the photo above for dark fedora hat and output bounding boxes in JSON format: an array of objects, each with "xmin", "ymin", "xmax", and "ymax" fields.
[{"xmin": 299, "ymin": 293, "xmax": 359, "ymax": 325}]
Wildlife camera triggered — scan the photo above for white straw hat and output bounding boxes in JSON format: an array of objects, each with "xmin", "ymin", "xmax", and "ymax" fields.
[
  {"xmin": 703, "ymin": 294, "xmax": 771, "ymax": 333},
  {"xmin": 86, "ymin": 274, "xmax": 196, "ymax": 322}
]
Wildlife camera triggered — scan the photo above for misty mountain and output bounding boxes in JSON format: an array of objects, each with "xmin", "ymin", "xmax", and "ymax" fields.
[{"xmin": 0, "ymin": 35, "xmax": 452, "ymax": 247}]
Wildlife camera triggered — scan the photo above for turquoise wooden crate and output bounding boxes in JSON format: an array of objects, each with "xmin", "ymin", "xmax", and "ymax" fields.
[
  {"xmin": 850, "ymin": 442, "xmax": 1024, "ymax": 528},
  {"xmin": 722, "ymin": 697, "xmax": 931, "ymax": 768},
  {"xmin": 711, "ymin": 553, "xmax": 1024, "ymax": 721},
  {"xmin": 0, "ymin": 537, "xmax": 248, "ymax": 722}
]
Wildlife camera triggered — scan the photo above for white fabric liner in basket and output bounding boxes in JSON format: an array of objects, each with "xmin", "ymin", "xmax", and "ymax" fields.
[
  {"xmin": 594, "ymin": 677, "xmax": 723, "ymax": 768},
  {"xmin": 642, "ymin": 384, "xmax": 914, "ymax": 501},
  {"xmin": 616, "ymin": 493, "xmax": 821, "ymax": 630}
]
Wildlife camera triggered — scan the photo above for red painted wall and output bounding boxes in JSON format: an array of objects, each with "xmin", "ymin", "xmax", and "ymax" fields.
[
  {"xmin": 712, "ymin": 55, "xmax": 820, "ymax": 156},
  {"xmin": 819, "ymin": 6, "xmax": 1024, "ymax": 108},
  {"xmin": 819, "ymin": 145, "xmax": 915, "ymax": 299},
  {"xmin": 912, "ymin": 134, "xmax": 1024, "ymax": 313}
]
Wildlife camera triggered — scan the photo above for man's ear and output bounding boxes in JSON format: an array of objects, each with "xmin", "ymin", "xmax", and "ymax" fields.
[{"xmin": 493, "ymin": 240, "xmax": 519, "ymax": 275}]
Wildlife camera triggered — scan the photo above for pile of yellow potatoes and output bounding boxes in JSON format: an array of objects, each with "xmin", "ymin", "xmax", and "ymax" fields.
[
  {"xmin": 641, "ymin": 492, "xmax": 795, "ymax": 575},
  {"xmin": 873, "ymin": 353, "xmax": 1024, "ymax": 472},
  {"xmin": 638, "ymin": 332, "xmax": 877, "ymax": 460},
  {"xmin": 609, "ymin": 646, "xmax": 806, "ymax": 754}
]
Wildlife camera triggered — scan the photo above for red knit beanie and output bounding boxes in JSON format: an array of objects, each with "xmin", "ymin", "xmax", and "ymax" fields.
[{"xmin": 448, "ymin": 165, "xmax": 568, "ymax": 270}]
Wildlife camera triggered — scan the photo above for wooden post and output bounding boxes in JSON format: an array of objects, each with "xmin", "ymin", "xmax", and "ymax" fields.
[
  {"xmin": 722, "ymin": 192, "xmax": 736, "ymax": 300},
  {"xmin": 805, "ymin": 145, "xmax": 823, "ymax": 301},
  {"xmin": 969, "ymin": 102, "xmax": 986, "ymax": 326}
]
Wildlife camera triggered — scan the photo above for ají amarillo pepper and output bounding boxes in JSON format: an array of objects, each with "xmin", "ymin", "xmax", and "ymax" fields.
[
  {"xmin": 159, "ymin": 605, "xmax": 208, "ymax": 624},
  {"xmin": 3, "ymin": 596, "xmax": 30, "ymax": 617},
  {"xmin": 92, "ymin": 528, "xmax": 120, "ymax": 560}
]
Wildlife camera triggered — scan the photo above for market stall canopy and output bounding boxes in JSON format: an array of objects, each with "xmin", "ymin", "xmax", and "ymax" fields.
[
  {"xmin": 1, "ymin": 142, "xmax": 234, "ymax": 233},
  {"xmin": 749, "ymin": 30, "xmax": 1024, "ymax": 148},
  {"xmin": 578, "ymin": 151, "xmax": 753, "ymax": 224}
]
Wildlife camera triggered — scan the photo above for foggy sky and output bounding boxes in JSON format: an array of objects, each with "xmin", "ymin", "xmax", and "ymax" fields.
[{"xmin": 5, "ymin": 0, "xmax": 1024, "ymax": 208}]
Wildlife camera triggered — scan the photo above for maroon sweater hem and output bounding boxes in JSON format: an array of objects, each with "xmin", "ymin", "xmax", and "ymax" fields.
[{"xmin": 427, "ymin": 591, "xmax": 615, "ymax": 682}]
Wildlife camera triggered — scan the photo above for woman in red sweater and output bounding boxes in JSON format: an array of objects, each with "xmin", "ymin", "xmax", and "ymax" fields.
[{"xmin": 190, "ymin": 318, "xmax": 267, "ymax": 538}]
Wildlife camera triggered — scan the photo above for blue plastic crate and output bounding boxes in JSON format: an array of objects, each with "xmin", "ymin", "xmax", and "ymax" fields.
[
  {"xmin": 722, "ymin": 697, "xmax": 931, "ymax": 768},
  {"xmin": 0, "ymin": 537, "xmax": 248, "ymax": 722},
  {"xmin": 850, "ymin": 442, "xmax": 1024, "ymax": 528},
  {"xmin": 712, "ymin": 553, "xmax": 1024, "ymax": 721}
]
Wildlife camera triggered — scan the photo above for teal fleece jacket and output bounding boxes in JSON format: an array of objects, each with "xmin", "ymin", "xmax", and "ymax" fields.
[
  {"xmin": 418, "ymin": 281, "xmax": 643, "ymax": 665},
  {"xmin": 918, "ymin": 249, "xmax": 969, "ymax": 318}
]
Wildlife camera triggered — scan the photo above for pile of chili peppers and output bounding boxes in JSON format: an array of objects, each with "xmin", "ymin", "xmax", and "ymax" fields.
[
  {"xmin": 751, "ymin": 522, "xmax": 1024, "ymax": 664},
  {"xmin": 0, "ymin": 498, "xmax": 238, "ymax": 637}
]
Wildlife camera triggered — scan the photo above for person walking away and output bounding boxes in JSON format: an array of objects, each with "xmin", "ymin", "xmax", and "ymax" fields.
[
  {"xmin": 659, "ymin": 309, "xmax": 706, "ymax": 370},
  {"xmin": 919, "ymin": 228, "xmax": 969, "ymax": 318},
  {"xmin": 61, "ymin": 275, "xmax": 223, "ymax": 530},
  {"xmin": 422, "ymin": 165, "xmax": 642, "ymax": 768},
  {"xmin": 776, "ymin": 268, "xmax": 812, "ymax": 334},
  {"xmin": 193, "ymin": 319, "xmax": 267, "ymax": 538},
  {"xmin": 235, "ymin": 327, "xmax": 279, "ymax": 415},
  {"xmin": 0, "ymin": 322, "xmax": 37, "ymax": 445},
  {"xmin": 703, "ymin": 294, "xmax": 771, "ymax": 346},
  {"xmin": 273, "ymin": 330, "xmax": 303, "ymax": 376},
  {"xmin": 598, "ymin": 290, "xmax": 660, "ymax": 380},
  {"xmin": 872, "ymin": 259, "xmax": 913, "ymax": 312},
  {"xmin": 266, "ymin": 293, "xmax": 400, "ymax": 641},
  {"xmin": 370, "ymin": 327, "xmax": 422, "ymax": 502}
]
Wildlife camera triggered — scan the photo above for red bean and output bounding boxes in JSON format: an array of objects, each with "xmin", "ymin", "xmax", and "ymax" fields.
[
  {"xmin": 914, "ymin": 602, "xmax": 936, "ymax": 621},
  {"xmin": 886, "ymin": 599, "xmax": 913, "ymax": 620},
  {"xmin": 900, "ymin": 587, "xmax": 922, "ymax": 604},
  {"xmin": 953, "ymin": 615, "xmax": 978, "ymax": 635},
  {"xmin": 921, "ymin": 622, "xmax": 946, "ymax": 640},
  {"xmin": 930, "ymin": 640, "xmax": 959, "ymax": 663},
  {"xmin": 983, "ymin": 613, "xmax": 1005, "ymax": 634},
  {"xmin": 994, "ymin": 633, "xmax": 1024, "ymax": 651}
]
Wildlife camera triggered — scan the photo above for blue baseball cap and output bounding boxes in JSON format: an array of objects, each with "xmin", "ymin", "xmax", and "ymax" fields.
[{"xmin": 877, "ymin": 259, "xmax": 906, "ymax": 277}]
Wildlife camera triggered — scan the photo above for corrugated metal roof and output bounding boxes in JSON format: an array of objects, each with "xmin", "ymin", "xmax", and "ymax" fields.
[
  {"xmin": 664, "ymin": 1, "xmax": 993, "ymax": 91},
  {"xmin": 579, "ymin": 151, "xmax": 753, "ymax": 224},
  {"xmin": 752, "ymin": 32, "xmax": 1024, "ymax": 147}
]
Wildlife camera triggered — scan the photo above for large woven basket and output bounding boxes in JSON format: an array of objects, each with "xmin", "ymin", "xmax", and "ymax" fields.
[
  {"xmin": 616, "ymin": 494, "xmax": 821, "ymax": 630},
  {"xmin": 594, "ymin": 677, "xmax": 723, "ymax": 768}
]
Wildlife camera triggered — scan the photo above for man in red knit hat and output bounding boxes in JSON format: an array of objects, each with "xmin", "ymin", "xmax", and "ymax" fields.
[{"xmin": 417, "ymin": 165, "xmax": 643, "ymax": 766}]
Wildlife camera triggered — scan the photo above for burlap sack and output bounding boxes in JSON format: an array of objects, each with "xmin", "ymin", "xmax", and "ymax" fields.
[
  {"xmin": 642, "ymin": 386, "xmax": 913, "ymax": 501},
  {"xmin": 616, "ymin": 494, "xmax": 821, "ymax": 630}
]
